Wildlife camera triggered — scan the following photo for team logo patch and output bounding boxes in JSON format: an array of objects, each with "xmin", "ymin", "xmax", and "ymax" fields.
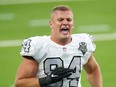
[{"xmin": 78, "ymin": 42, "xmax": 87, "ymax": 55}]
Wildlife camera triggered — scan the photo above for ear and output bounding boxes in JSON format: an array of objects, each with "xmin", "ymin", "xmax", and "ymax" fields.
[
  {"xmin": 49, "ymin": 20, "xmax": 53, "ymax": 29},
  {"xmin": 72, "ymin": 24, "xmax": 74, "ymax": 29},
  {"xmin": 72, "ymin": 22, "xmax": 74, "ymax": 29}
]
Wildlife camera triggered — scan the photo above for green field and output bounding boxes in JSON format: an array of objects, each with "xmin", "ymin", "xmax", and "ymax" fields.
[{"xmin": 0, "ymin": 0, "xmax": 116, "ymax": 87}]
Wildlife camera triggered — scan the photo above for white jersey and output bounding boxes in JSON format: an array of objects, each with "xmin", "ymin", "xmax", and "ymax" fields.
[{"xmin": 20, "ymin": 33, "xmax": 96, "ymax": 87}]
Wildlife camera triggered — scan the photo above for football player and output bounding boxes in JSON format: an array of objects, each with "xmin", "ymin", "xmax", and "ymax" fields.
[{"xmin": 14, "ymin": 5, "xmax": 102, "ymax": 87}]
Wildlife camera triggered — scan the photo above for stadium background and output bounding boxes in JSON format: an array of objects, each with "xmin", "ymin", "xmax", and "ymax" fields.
[{"xmin": 0, "ymin": 0, "xmax": 116, "ymax": 87}]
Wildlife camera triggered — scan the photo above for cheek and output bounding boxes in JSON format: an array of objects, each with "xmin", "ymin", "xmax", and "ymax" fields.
[
  {"xmin": 53, "ymin": 23, "xmax": 61, "ymax": 30},
  {"xmin": 70, "ymin": 23, "xmax": 74, "ymax": 29}
]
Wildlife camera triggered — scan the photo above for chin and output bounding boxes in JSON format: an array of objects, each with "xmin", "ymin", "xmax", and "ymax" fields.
[{"xmin": 61, "ymin": 35, "xmax": 71, "ymax": 39}]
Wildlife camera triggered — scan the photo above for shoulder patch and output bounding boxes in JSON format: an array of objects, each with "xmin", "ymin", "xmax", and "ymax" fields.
[{"xmin": 78, "ymin": 42, "xmax": 87, "ymax": 55}]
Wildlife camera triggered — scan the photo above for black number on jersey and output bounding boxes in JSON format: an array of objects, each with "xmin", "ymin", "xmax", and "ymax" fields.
[
  {"xmin": 44, "ymin": 56, "xmax": 81, "ymax": 87},
  {"xmin": 22, "ymin": 39, "xmax": 31, "ymax": 52}
]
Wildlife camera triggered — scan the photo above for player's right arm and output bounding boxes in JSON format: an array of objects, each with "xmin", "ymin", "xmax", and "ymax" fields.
[
  {"xmin": 14, "ymin": 56, "xmax": 74, "ymax": 87},
  {"xmin": 14, "ymin": 37, "xmax": 73, "ymax": 87},
  {"xmin": 14, "ymin": 57, "xmax": 41, "ymax": 87}
]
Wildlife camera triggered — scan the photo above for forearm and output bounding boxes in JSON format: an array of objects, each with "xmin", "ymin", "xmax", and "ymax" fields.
[
  {"xmin": 86, "ymin": 65, "xmax": 102, "ymax": 87},
  {"xmin": 14, "ymin": 78, "xmax": 41, "ymax": 87}
]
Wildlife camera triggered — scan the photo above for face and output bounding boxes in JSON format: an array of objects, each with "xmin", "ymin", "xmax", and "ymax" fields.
[{"xmin": 49, "ymin": 10, "xmax": 74, "ymax": 44}]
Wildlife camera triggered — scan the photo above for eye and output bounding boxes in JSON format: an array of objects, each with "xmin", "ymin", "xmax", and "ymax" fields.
[
  {"xmin": 57, "ymin": 18, "xmax": 72, "ymax": 22},
  {"xmin": 67, "ymin": 18, "xmax": 72, "ymax": 22},
  {"xmin": 58, "ymin": 18, "xmax": 64, "ymax": 22}
]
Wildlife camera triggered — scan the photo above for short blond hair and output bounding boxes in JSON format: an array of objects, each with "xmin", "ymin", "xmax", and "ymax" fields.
[{"xmin": 51, "ymin": 5, "xmax": 72, "ymax": 13}]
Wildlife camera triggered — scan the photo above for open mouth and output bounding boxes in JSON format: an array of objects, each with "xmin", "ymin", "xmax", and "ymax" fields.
[{"xmin": 60, "ymin": 28, "xmax": 69, "ymax": 35}]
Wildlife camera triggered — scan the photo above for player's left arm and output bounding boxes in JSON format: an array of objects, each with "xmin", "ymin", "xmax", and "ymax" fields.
[{"xmin": 83, "ymin": 53, "xmax": 103, "ymax": 87}]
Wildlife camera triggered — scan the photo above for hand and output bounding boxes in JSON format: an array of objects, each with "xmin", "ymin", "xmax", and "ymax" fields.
[{"xmin": 39, "ymin": 67, "xmax": 74, "ymax": 86}]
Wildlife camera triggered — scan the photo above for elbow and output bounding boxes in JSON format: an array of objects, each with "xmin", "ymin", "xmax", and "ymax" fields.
[
  {"xmin": 14, "ymin": 81, "xmax": 19, "ymax": 87},
  {"xmin": 14, "ymin": 79, "xmax": 22, "ymax": 87},
  {"xmin": 14, "ymin": 84, "xmax": 19, "ymax": 87}
]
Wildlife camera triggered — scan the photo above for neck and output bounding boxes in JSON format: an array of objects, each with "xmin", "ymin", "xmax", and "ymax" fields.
[{"xmin": 50, "ymin": 36, "xmax": 72, "ymax": 46}]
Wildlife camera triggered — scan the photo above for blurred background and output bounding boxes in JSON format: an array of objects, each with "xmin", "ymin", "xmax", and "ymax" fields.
[{"xmin": 0, "ymin": 0, "xmax": 116, "ymax": 87}]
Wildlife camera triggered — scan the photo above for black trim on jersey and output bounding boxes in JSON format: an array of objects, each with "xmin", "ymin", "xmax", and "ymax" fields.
[{"xmin": 23, "ymin": 56, "xmax": 35, "ymax": 61}]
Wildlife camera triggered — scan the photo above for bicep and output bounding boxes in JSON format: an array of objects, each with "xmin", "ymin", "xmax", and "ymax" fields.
[
  {"xmin": 16, "ymin": 57, "xmax": 38, "ymax": 79},
  {"xmin": 83, "ymin": 53, "xmax": 98, "ymax": 74}
]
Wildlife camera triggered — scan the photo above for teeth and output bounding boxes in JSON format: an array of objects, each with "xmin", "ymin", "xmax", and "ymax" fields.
[
  {"xmin": 62, "ymin": 29, "xmax": 68, "ymax": 31},
  {"xmin": 61, "ymin": 28, "xmax": 68, "ymax": 30},
  {"xmin": 61, "ymin": 29, "xmax": 68, "ymax": 31},
  {"xmin": 61, "ymin": 28, "xmax": 69, "ymax": 34},
  {"xmin": 62, "ymin": 28, "xmax": 67, "ymax": 29}
]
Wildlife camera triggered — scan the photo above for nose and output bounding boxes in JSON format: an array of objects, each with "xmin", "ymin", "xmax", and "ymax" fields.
[{"xmin": 62, "ymin": 19, "xmax": 68, "ymax": 25}]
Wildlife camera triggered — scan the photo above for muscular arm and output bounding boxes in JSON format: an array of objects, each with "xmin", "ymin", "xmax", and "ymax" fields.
[
  {"xmin": 14, "ymin": 57, "xmax": 41, "ymax": 87},
  {"xmin": 83, "ymin": 54, "xmax": 103, "ymax": 87}
]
